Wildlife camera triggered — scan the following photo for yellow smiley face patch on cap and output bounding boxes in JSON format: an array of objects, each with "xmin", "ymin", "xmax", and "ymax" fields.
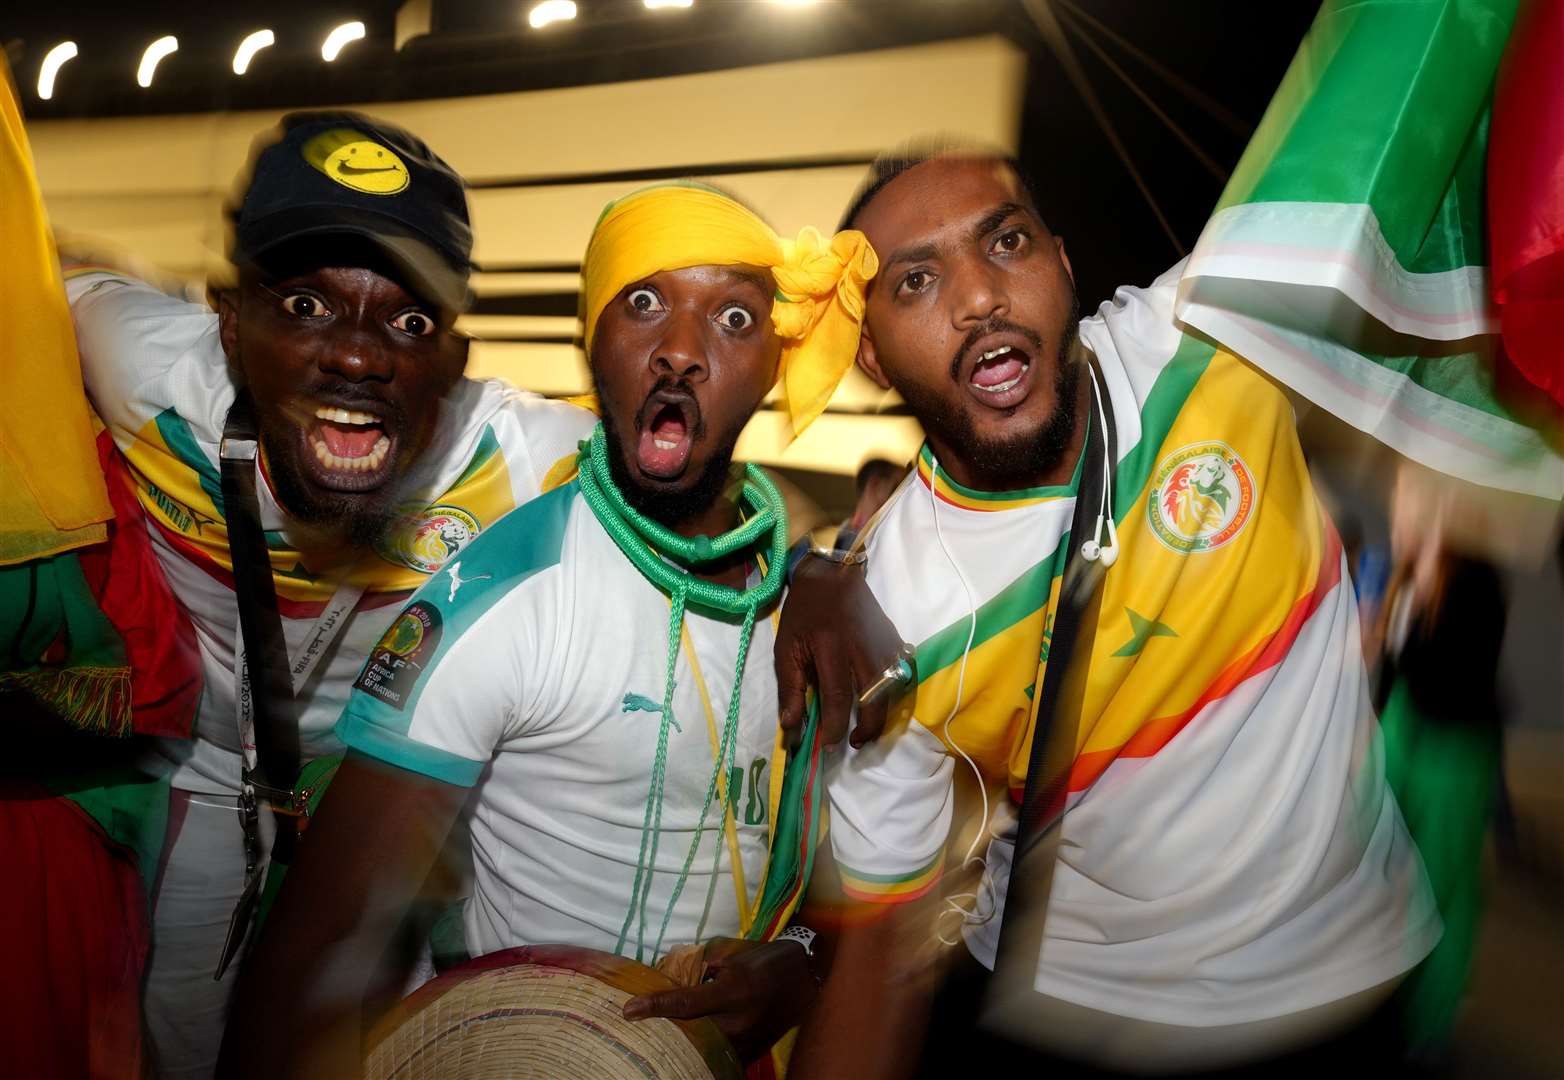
[{"xmin": 301, "ymin": 128, "xmax": 410, "ymax": 196}]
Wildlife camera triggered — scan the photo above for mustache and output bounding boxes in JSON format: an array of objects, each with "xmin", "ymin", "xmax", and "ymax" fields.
[
  {"xmin": 637, "ymin": 376, "xmax": 705, "ymax": 436},
  {"xmin": 281, "ymin": 382, "xmax": 408, "ymax": 428},
  {"xmin": 949, "ymin": 318, "xmax": 1047, "ymax": 381}
]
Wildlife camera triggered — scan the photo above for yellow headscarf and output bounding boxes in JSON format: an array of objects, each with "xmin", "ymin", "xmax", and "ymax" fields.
[{"xmin": 581, "ymin": 184, "xmax": 877, "ymax": 436}]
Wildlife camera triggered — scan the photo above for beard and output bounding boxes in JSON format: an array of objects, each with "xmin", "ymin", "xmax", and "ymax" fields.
[
  {"xmin": 596, "ymin": 377, "xmax": 748, "ymax": 531},
  {"xmin": 259, "ymin": 421, "xmax": 405, "ymax": 549},
  {"xmin": 899, "ymin": 294, "xmax": 1083, "ymax": 491}
]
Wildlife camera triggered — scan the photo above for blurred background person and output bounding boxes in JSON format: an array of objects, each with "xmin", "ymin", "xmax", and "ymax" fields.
[
  {"xmin": 1375, "ymin": 463, "xmax": 1510, "ymax": 1068},
  {"xmin": 834, "ymin": 457, "xmax": 905, "ymax": 552}
]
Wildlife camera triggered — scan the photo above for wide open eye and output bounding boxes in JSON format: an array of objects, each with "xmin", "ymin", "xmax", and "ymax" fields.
[
  {"xmin": 716, "ymin": 304, "xmax": 755, "ymax": 332},
  {"xmin": 390, "ymin": 310, "xmax": 436, "ymax": 337},
  {"xmin": 627, "ymin": 287, "xmax": 665, "ymax": 314},
  {"xmin": 281, "ymin": 293, "xmax": 331, "ymax": 318}
]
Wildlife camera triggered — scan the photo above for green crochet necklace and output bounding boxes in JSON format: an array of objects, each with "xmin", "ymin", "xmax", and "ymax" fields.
[{"xmin": 576, "ymin": 425, "xmax": 788, "ymax": 962}]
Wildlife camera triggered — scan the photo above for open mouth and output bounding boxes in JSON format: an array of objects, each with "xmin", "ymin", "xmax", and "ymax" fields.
[
  {"xmin": 303, "ymin": 404, "xmax": 397, "ymax": 489},
  {"xmin": 635, "ymin": 393, "xmax": 699, "ymax": 480},
  {"xmin": 965, "ymin": 341, "xmax": 1034, "ymax": 410}
]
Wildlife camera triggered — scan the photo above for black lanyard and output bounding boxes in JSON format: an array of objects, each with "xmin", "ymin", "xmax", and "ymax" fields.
[
  {"xmin": 214, "ymin": 392, "xmax": 300, "ymax": 978},
  {"xmin": 986, "ymin": 352, "xmax": 1116, "ymax": 1005}
]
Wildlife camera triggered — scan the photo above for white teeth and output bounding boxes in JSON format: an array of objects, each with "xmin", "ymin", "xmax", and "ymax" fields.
[
  {"xmin": 974, "ymin": 373, "xmax": 1025, "ymax": 395},
  {"xmin": 314, "ymin": 406, "xmax": 382, "ymax": 425},
  {"xmin": 309, "ymin": 405, "xmax": 388, "ymax": 473},
  {"xmin": 653, "ymin": 438, "xmax": 681, "ymax": 451},
  {"xmin": 310, "ymin": 434, "xmax": 390, "ymax": 472},
  {"xmin": 980, "ymin": 345, "xmax": 1014, "ymax": 362}
]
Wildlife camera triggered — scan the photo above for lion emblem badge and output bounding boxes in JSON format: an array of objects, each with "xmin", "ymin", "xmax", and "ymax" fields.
[
  {"xmin": 377, "ymin": 505, "xmax": 481, "ymax": 573},
  {"xmin": 1147, "ymin": 442, "xmax": 1256, "ymax": 554}
]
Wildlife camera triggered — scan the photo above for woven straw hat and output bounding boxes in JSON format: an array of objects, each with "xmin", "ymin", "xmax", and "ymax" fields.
[{"xmin": 365, "ymin": 945, "xmax": 743, "ymax": 1079}]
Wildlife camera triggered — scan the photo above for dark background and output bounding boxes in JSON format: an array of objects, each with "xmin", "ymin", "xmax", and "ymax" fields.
[{"xmin": 5, "ymin": 0, "xmax": 1320, "ymax": 312}]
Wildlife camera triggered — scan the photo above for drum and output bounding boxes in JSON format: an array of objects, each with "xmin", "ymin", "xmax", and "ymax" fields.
[{"xmin": 364, "ymin": 944, "xmax": 743, "ymax": 1079}]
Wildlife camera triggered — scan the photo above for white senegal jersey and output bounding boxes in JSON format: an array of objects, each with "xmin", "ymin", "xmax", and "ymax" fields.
[
  {"xmin": 335, "ymin": 481, "xmax": 781, "ymax": 961},
  {"xmin": 63, "ymin": 268, "xmax": 595, "ymax": 793},
  {"xmin": 829, "ymin": 262, "xmax": 1439, "ymax": 1027}
]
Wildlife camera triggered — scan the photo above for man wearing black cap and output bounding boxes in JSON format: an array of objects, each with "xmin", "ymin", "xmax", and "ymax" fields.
[
  {"xmin": 59, "ymin": 110, "xmax": 597, "ymax": 1077},
  {"xmin": 57, "ymin": 108, "xmax": 899, "ymax": 1079}
]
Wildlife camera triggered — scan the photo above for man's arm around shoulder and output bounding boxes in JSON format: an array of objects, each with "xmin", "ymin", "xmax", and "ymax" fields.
[
  {"xmin": 789, "ymin": 863, "xmax": 944, "ymax": 1080},
  {"xmin": 218, "ymin": 752, "xmax": 466, "ymax": 1079}
]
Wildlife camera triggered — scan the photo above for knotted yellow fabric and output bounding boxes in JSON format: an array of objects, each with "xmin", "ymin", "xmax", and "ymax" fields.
[
  {"xmin": 581, "ymin": 184, "xmax": 877, "ymax": 436},
  {"xmin": 0, "ymin": 58, "xmax": 112, "ymax": 564}
]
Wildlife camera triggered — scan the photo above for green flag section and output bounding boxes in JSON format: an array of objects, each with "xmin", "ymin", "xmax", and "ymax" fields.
[
  {"xmin": 1, "ymin": 553, "xmax": 130, "ymax": 734},
  {"xmin": 745, "ymin": 698, "xmax": 827, "ymax": 944},
  {"xmin": 1175, "ymin": 0, "xmax": 1564, "ymax": 500}
]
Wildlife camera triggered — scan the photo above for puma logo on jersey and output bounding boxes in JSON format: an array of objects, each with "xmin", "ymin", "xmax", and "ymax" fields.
[
  {"xmin": 445, "ymin": 560, "xmax": 491, "ymax": 602},
  {"xmin": 622, "ymin": 691, "xmax": 680, "ymax": 732}
]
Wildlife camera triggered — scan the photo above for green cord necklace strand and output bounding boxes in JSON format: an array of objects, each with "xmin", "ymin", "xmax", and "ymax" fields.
[{"xmin": 575, "ymin": 426, "xmax": 787, "ymax": 961}]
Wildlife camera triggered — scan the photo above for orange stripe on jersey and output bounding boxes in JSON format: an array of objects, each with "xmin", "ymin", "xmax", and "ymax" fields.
[
  {"xmin": 143, "ymin": 506, "xmax": 411, "ymax": 619},
  {"xmin": 914, "ymin": 445, "xmax": 1076, "ymax": 512},
  {"xmin": 838, "ymin": 853, "xmax": 944, "ymax": 905},
  {"xmin": 1066, "ymin": 519, "xmax": 1344, "ymax": 793}
]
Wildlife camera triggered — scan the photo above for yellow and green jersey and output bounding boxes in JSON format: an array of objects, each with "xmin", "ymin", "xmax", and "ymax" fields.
[
  {"xmin": 828, "ymin": 262, "xmax": 1439, "ymax": 1027},
  {"xmin": 62, "ymin": 268, "xmax": 595, "ymax": 791}
]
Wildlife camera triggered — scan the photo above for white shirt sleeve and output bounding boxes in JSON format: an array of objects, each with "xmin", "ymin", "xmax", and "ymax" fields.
[
  {"xmin": 335, "ymin": 485, "xmax": 576, "ymax": 785},
  {"xmin": 63, "ymin": 270, "xmax": 230, "ymax": 449},
  {"xmin": 827, "ymin": 717, "xmax": 956, "ymax": 904}
]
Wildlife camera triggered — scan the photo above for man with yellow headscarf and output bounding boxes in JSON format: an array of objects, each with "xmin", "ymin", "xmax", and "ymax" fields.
[
  {"xmin": 19, "ymin": 104, "xmax": 893, "ymax": 1076},
  {"xmin": 222, "ymin": 184, "xmax": 876, "ymax": 1076}
]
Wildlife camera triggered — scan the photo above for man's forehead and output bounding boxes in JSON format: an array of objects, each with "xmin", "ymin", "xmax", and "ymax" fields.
[{"xmin": 857, "ymin": 157, "xmax": 1030, "ymax": 245}]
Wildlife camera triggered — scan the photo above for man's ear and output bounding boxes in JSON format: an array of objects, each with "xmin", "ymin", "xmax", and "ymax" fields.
[
  {"xmin": 217, "ymin": 289, "xmax": 242, "ymax": 370},
  {"xmin": 1056, "ymin": 236, "xmax": 1075, "ymax": 286},
  {"xmin": 856, "ymin": 322, "xmax": 892, "ymax": 390}
]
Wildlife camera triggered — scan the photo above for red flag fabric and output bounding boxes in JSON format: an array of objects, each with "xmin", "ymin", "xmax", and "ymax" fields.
[
  {"xmin": 0, "ymin": 780, "xmax": 150, "ymax": 1079},
  {"xmin": 1489, "ymin": 0, "xmax": 1564, "ymax": 409},
  {"xmin": 78, "ymin": 432, "xmax": 202, "ymax": 739}
]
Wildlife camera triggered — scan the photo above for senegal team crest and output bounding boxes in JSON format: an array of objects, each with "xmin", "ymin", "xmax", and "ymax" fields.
[
  {"xmin": 377, "ymin": 505, "xmax": 480, "ymax": 573},
  {"xmin": 1147, "ymin": 442, "xmax": 1256, "ymax": 553}
]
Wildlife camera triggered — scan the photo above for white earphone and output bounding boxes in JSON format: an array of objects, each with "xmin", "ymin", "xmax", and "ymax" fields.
[
  {"xmin": 926, "ymin": 450, "xmax": 1000, "ymax": 946},
  {"xmin": 923, "ymin": 366, "xmax": 1118, "ymax": 946},
  {"xmin": 1079, "ymin": 360, "xmax": 1119, "ymax": 568}
]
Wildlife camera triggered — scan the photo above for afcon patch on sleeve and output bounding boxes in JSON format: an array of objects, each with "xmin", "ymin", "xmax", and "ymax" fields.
[
  {"xmin": 354, "ymin": 600, "xmax": 443, "ymax": 710},
  {"xmin": 1147, "ymin": 441, "xmax": 1256, "ymax": 554}
]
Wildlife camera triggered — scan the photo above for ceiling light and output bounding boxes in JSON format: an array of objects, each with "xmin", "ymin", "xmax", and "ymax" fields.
[
  {"xmin": 322, "ymin": 21, "xmax": 366, "ymax": 62},
  {"xmin": 528, "ymin": 1, "xmax": 578, "ymax": 29},
  {"xmin": 37, "ymin": 41, "xmax": 77, "ymax": 100},
  {"xmin": 136, "ymin": 36, "xmax": 178, "ymax": 89},
  {"xmin": 232, "ymin": 30, "xmax": 275, "ymax": 75}
]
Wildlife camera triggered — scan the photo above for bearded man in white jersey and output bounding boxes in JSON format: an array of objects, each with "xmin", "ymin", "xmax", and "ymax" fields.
[
  {"xmin": 791, "ymin": 149, "xmax": 1439, "ymax": 1077},
  {"xmin": 221, "ymin": 183, "xmax": 877, "ymax": 1076},
  {"xmin": 50, "ymin": 112, "xmax": 893, "ymax": 1078}
]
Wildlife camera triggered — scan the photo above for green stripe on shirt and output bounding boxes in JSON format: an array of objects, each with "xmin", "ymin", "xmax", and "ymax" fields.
[{"xmin": 334, "ymin": 479, "xmax": 577, "ymax": 777}]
